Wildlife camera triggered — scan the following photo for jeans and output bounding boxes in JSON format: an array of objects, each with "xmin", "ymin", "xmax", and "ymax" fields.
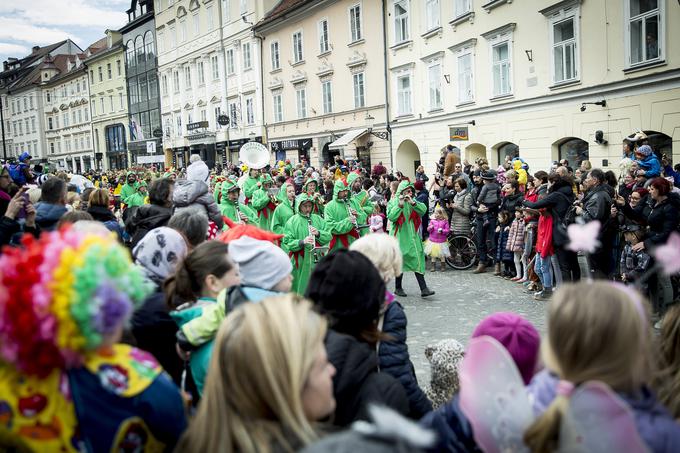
[
  {"xmin": 534, "ymin": 253, "xmax": 553, "ymax": 289},
  {"xmin": 475, "ymin": 213, "xmax": 497, "ymax": 265}
]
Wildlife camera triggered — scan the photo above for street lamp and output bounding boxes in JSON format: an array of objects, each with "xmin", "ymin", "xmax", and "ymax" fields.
[
  {"xmin": 248, "ymin": 131, "xmax": 256, "ymax": 141},
  {"xmin": 365, "ymin": 113, "xmax": 388, "ymax": 140}
]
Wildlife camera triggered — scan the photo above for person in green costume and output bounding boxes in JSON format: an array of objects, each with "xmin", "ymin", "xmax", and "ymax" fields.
[
  {"xmin": 121, "ymin": 171, "xmax": 144, "ymax": 208},
  {"xmin": 250, "ymin": 174, "xmax": 278, "ymax": 231},
  {"xmin": 302, "ymin": 178, "xmax": 325, "ymax": 215},
  {"xmin": 242, "ymin": 168, "xmax": 261, "ymax": 205},
  {"xmin": 219, "ymin": 178, "xmax": 258, "ymax": 226},
  {"xmin": 387, "ymin": 180, "xmax": 435, "ymax": 298},
  {"xmin": 271, "ymin": 182, "xmax": 296, "ymax": 235},
  {"xmin": 324, "ymin": 179, "xmax": 361, "ymax": 251},
  {"xmin": 347, "ymin": 172, "xmax": 374, "ymax": 236},
  {"xmin": 281, "ymin": 194, "xmax": 332, "ymax": 294}
]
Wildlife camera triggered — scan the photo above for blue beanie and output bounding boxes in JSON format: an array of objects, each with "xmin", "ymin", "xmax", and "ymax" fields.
[
  {"xmin": 636, "ymin": 145, "xmax": 652, "ymax": 157},
  {"xmin": 19, "ymin": 151, "xmax": 31, "ymax": 162}
]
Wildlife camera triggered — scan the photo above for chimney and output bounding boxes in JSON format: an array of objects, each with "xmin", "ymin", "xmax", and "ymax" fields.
[{"xmin": 32, "ymin": 46, "xmax": 40, "ymax": 54}]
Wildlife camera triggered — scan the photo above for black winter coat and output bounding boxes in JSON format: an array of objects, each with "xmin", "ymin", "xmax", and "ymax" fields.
[
  {"xmin": 626, "ymin": 192, "xmax": 680, "ymax": 250},
  {"xmin": 326, "ymin": 329, "xmax": 409, "ymax": 427},
  {"xmin": 420, "ymin": 395, "xmax": 481, "ymax": 453},
  {"xmin": 378, "ymin": 302, "xmax": 432, "ymax": 419},
  {"xmin": 522, "ymin": 180, "xmax": 574, "ymax": 246},
  {"xmin": 500, "ymin": 192, "xmax": 524, "ymax": 216},
  {"xmin": 125, "ymin": 204, "xmax": 173, "ymax": 248},
  {"xmin": 581, "ymin": 184, "xmax": 612, "ymax": 224}
]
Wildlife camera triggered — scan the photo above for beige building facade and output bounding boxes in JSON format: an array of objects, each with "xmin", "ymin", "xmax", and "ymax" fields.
[
  {"xmin": 254, "ymin": 0, "xmax": 390, "ymax": 168},
  {"xmin": 385, "ymin": 0, "xmax": 680, "ymax": 179},
  {"xmin": 84, "ymin": 31, "xmax": 129, "ymax": 170}
]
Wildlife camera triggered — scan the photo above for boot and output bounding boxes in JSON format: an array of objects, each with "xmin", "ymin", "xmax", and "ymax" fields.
[
  {"xmin": 493, "ymin": 263, "xmax": 502, "ymax": 276},
  {"xmin": 439, "ymin": 261, "xmax": 447, "ymax": 272},
  {"xmin": 429, "ymin": 259, "xmax": 436, "ymax": 272},
  {"xmin": 473, "ymin": 263, "xmax": 487, "ymax": 274},
  {"xmin": 416, "ymin": 273, "xmax": 435, "ymax": 297},
  {"xmin": 394, "ymin": 275, "xmax": 407, "ymax": 297}
]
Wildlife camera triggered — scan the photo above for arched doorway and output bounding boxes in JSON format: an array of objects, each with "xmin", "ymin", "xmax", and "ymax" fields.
[
  {"xmin": 322, "ymin": 142, "xmax": 340, "ymax": 166},
  {"xmin": 557, "ymin": 137, "xmax": 589, "ymax": 169},
  {"xmin": 396, "ymin": 139, "xmax": 421, "ymax": 181},
  {"xmin": 465, "ymin": 143, "xmax": 487, "ymax": 163},
  {"xmin": 643, "ymin": 131, "xmax": 672, "ymax": 158},
  {"xmin": 494, "ymin": 142, "xmax": 519, "ymax": 166}
]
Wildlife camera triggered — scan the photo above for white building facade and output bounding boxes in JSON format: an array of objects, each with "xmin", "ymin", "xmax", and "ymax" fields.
[
  {"xmin": 385, "ymin": 0, "xmax": 680, "ymax": 179},
  {"xmin": 6, "ymin": 87, "xmax": 45, "ymax": 161}
]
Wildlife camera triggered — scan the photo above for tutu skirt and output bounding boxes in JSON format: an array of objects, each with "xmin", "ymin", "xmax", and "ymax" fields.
[{"xmin": 424, "ymin": 240, "xmax": 450, "ymax": 259}]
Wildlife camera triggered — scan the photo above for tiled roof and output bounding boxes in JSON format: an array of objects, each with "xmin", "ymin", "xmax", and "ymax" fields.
[{"xmin": 253, "ymin": 0, "xmax": 314, "ymax": 30}]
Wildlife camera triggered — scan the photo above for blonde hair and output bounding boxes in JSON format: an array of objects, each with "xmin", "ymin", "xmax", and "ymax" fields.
[
  {"xmin": 655, "ymin": 305, "xmax": 680, "ymax": 418},
  {"xmin": 524, "ymin": 282, "xmax": 653, "ymax": 453},
  {"xmin": 26, "ymin": 187, "xmax": 41, "ymax": 204},
  {"xmin": 350, "ymin": 234, "xmax": 403, "ymax": 282},
  {"xmin": 88, "ymin": 188, "xmax": 110, "ymax": 207},
  {"xmin": 434, "ymin": 206, "xmax": 448, "ymax": 221},
  {"xmin": 177, "ymin": 294, "xmax": 327, "ymax": 453}
]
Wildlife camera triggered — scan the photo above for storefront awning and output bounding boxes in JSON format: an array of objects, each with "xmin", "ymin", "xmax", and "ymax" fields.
[{"xmin": 328, "ymin": 128, "xmax": 368, "ymax": 150}]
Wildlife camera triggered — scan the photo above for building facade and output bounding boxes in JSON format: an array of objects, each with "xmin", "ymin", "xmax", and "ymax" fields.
[
  {"xmin": 254, "ymin": 0, "xmax": 390, "ymax": 168},
  {"xmin": 385, "ymin": 0, "xmax": 680, "ymax": 179},
  {"xmin": 121, "ymin": 0, "xmax": 163, "ymax": 166},
  {"xmin": 85, "ymin": 31, "xmax": 130, "ymax": 171},
  {"xmin": 156, "ymin": 0, "xmax": 276, "ymax": 168},
  {"xmin": 0, "ymin": 40, "xmax": 83, "ymax": 164}
]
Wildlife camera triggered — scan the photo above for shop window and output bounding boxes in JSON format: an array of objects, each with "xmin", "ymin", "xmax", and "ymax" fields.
[{"xmin": 558, "ymin": 138, "xmax": 589, "ymax": 169}]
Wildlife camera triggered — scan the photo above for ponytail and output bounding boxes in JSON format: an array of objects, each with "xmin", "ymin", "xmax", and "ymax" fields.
[{"xmin": 523, "ymin": 395, "xmax": 570, "ymax": 453}]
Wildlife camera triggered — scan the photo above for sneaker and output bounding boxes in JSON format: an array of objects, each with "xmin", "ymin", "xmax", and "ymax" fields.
[
  {"xmin": 395, "ymin": 288, "xmax": 407, "ymax": 297},
  {"xmin": 511, "ymin": 276, "xmax": 522, "ymax": 282},
  {"xmin": 534, "ymin": 288, "xmax": 553, "ymax": 300},
  {"xmin": 421, "ymin": 288, "xmax": 435, "ymax": 297}
]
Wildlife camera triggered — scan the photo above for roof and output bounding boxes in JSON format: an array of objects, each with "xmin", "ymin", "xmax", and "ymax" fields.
[
  {"xmin": 253, "ymin": 0, "xmax": 315, "ymax": 31},
  {"xmin": 0, "ymin": 40, "xmax": 80, "ymax": 92}
]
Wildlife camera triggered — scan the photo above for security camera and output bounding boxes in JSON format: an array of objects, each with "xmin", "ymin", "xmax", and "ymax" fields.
[{"xmin": 580, "ymin": 104, "xmax": 586, "ymax": 112}]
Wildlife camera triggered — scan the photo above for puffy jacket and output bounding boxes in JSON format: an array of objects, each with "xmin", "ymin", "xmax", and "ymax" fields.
[
  {"xmin": 125, "ymin": 204, "xmax": 173, "ymax": 248},
  {"xmin": 420, "ymin": 395, "xmax": 482, "ymax": 453},
  {"xmin": 625, "ymin": 192, "xmax": 680, "ymax": 250},
  {"xmin": 522, "ymin": 180, "xmax": 574, "ymax": 246},
  {"xmin": 581, "ymin": 184, "xmax": 612, "ymax": 224},
  {"xmin": 173, "ymin": 179, "xmax": 224, "ymax": 228},
  {"xmin": 500, "ymin": 192, "xmax": 524, "ymax": 216},
  {"xmin": 450, "ymin": 190, "xmax": 472, "ymax": 235},
  {"xmin": 379, "ymin": 301, "xmax": 433, "ymax": 419},
  {"xmin": 636, "ymin": 154, "xmax": 661, "ymax": 178},
  {"xmin": 326, "ymin": 329, "xmax": 409, "ymax": 426}
]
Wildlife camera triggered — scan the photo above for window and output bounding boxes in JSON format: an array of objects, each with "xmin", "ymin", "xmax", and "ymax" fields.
[
  {"xmin": 207, "ymin": 5, "xmax": 214, "ymax": 30},
  {"xmin": 162, "ymin": 74, "xmax": 169, "ymax": 95},
  {"xmin": 318, "ymin": 19, "xmax": 329, "ymax": 54},
  {"xmin": 210, "ymin": 55, "xmax": 221, "ymax": 79},
  {"xmin": 193, "ymin": 13, "xmax": 200, "ymax": 35},
  {"xmin": 119, "ymin": 92, "xmax": 124, "ymax": 109},
  {"xmin": 226, "ymin": 50, "xmax": 235, "ymax": 74},
  {"xmin": 425, "ymin": 0, "xmax": 440, "ymax": 31},
  {"xmin": 428, "ymin": 63, "xmax": 442, "ymax": 110},
  {"xmin": 29, "ymin": 96, "xmax": 33, "ymax": 109},
  {"xmin": 109, "ymin": 95, "xmax": 114, "ymax": 112},
  {"xmin": 180, "ymin": 19, "xmax": 187, "ymax": 42},
  {"xmin": 159, "ymin": 31, "xmax": 165, "ymax": 53},
  {"xmin": 50, "ymin": 142, "xmax": 55, "ymax": 154},
  {"xmin": 100, "ymin": 98, "xmax": 105, "ymax": 114},
  {"xmin": 551, "ymin": 10, "xmax": 578, "ymax": 84},
  {"xmin": 78, "ymin": 108, "xmax": 83, "ymax": 123},
  {"xmin": 559, "ymin": 138, "xmax": 589, "ymax": 169},
  {"xmin": 98, "ymin": 66, "xmax": 103, "ymax": 82},
  {"xmin": 135, "ymin": 35, "xmax": 144, "ymax": 65},
  {"xmin": 48, "ymin": 117, "xmax": 54, "ymax": 130},
  {"xmin": 139, "ymin": 75, "xmax": 148, "ymax": 101},
  {"xmin": 243, "ymin": 43, "xmax": 252, "ymax": 70},
  {"xmin": 173, "ymin": 71, "xmax": 180, "ymax": 92},
  {"xmin": 71, "ymin": 111, "xmax": 76, "ymax": 124},
  {"xmin": 169, "ymin": 24, "xmax": 176, "ymax": 49},
  {"xmin": 296, "ymin": 88, "xmax": 307, "ymax": 119},
  {"xmin": 497, "ymin": 142, "xmax": 519, "ymax": 164},
  {"xmin": 229, "ymin": 101, "xmax": 238, "ymax": 127},
  {"xmin": 84, "ymin": 107, "xmax": 89, "ymax": 121},
  {"xmin": 245, "ymin": 97, "xmax": 254, "ymax": 125},
  {"xmin": 214, "ymin": 107, "xmax": 222, "ymax": 128},
  {"xmin": 349, "ymin": 4, "xmax": 362, "ymax": 42},
  {"xmin": 626, "ymin": 0, "xmax": 662, "ymax": 66},
  {"xmin": 176, "ymin": 115, "xmax": 182, "ymax": 136},
  {"xmin": 144, "ymin": 31, "xmax": 155, "ymax": 61},
  {"xmin": 270, "ymin": 41, "xmax": 280, "ymax": 70},
  {"xmin": 47, "ymin": 91, "xmax": 51, "ymax": 103},
  {"xmin": 396, "ymin": 74, "xmax": 412, "ymax": 115},
  {"xmin": 454, "ymin": 0, "xmax": 471, "ymax": 17},
  {"xmin": 491, "ymin": 41, "xmax": 511, "ymax": 96},
  {"xmin": 184, "ymin": 65, "xmax": 192, "ymax": 87},
  {"xmin": 23, "ymin": 98, "xmax": 27, "ymax": 111},
  {"xmin": 200, "ymin": 109, "xmax": 207, "ymax": 121},
  {"xmin": 197, "ymin": 61, "xmax": 205, "ymax": 84},
  {"xmin": 394, "ymin": 1, "xmax": 410, "ymax": 43},
  {"xmin": 273, "ymin": 94, "xmax": 283, "ymax": 122},
  {"xmin": 117, "ymin": 59, "xmax": 122, "ymax": 76},
  {"xmin": 293, "ymin": 31, "xmax": 304, "ymax": 63},
  {"xmin": 107, "ymin": 63, "xmax": 112, "ymax": 79},
  {"xmin": 353, "ymin": 72, "xmax": 365, "ymax": 108},
  {"xmin": 240, "ymin": 0, "xmax": 247, "ymax": 14},
  {"xmin": 322, "ymin": 80, "xmax": 332, "ymax": 114},
  {"xmin": 457, "ymin": 52, "xmax": 474, "ymax": 103}
]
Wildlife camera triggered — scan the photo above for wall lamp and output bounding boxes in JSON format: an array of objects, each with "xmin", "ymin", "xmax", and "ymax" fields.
[
  {"xmin": 580, "ymin": 100, "xmax": 607, "ymax": 112},
  {"xmin": 444, "ymin": 74, "xmax": 451, "ymax": 84},
  {"xmin": 525, "ymin": 50, "xmax": 533, "ymax": 62},
  {"xmin": 365, "ymin": 113, "xmax": 389, "ymax": 140}
]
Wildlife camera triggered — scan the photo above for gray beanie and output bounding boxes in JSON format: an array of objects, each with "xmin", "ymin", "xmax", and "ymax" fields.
[{"xmin": 228, "ymin": 236, "xmax": 292, "ymax": 290}]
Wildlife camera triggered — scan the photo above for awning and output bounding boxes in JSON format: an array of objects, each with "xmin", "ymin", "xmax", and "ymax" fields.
[{"xmin": 328, "ymin": 128, "xmax": 368, "ymax": 150}]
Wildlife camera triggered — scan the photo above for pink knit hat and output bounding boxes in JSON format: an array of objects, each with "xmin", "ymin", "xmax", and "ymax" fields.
[{"xmin": 472, "ymin": 312, "xmax": 540, "ymax": 384}]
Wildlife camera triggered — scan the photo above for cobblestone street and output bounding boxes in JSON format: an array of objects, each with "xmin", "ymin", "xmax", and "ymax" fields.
[{"xmin": 398, "ymin": 268, "xmax": 548, "ymax": 385}]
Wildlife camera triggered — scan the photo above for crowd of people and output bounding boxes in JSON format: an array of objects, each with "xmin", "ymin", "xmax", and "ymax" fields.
[{"xmin": 0, "ymin": 134, "xmax": 679, "ymax": 452}]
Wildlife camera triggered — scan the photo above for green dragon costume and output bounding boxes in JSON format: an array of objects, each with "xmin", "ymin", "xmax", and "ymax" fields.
[
  {"xmin": 281, "ymin": 194, "xmax": 332, "ymax": 295},
  {"xmin": 251, "ymin": 174, "xmax": 277, "ymax": 231},
  {"xmin": 323, "ymin": 179, "xmax": 360, "ymax": 251},
  {"xmin": 347, "ymin": 172, "xmax": 374, "ymax": 236},
  {"xmin": 219, "ymin": 179, "xmax": 258, "ymax": 226},
  {"xmin": 387, "ymin": 180, "xmax": 426, "ymax": 274},
  {"xmin": 242, "ymin": 171, "xmax": 261, "ymax": 205},
  {"xmin": 120, "ymin": 171, "xmax": 144, "ymax": 207},
  {"xmin": 271, "ymin": 183, "xmax": 295, "ymax": 235},
  {"xmin": 302, "ymin": 179, "xmax": 324, "ymax": 215}
]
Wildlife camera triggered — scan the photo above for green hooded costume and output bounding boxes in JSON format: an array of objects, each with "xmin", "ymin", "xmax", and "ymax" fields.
[
  {"xmin": 251, "ymin": 174, "xmax": 277, "ymax": 231},
  {"xmin": 302, "ymin": 179, "xmax": 324, "ymax": 215},
  {"xmin": 219, "ymin": 179, "xmax": 258, "ymax": 226},
  {"xmin": 323, "ymin": 179, "xmax": 360, "ymax": 251},
  {"xmin": 347, "ymin": 172, "xmax": 374, "ymax": 236},
  {"xmin": 387, "ymin": 180, "xmax": 426, "ymax": 274},
  {"xmin": 282, "ymin": 194, "xmax": 331, "ymax": 295},
  {"xmin": 242, "ymin": 171, "xmax": 261, "ymax": 205},
  {"xmin": 271, "ymin": 183, "xmax": 295, "ymax": 235},
  {"xmin": 120, "ymin": 171, "xmax": 144, "ymax": 207}
]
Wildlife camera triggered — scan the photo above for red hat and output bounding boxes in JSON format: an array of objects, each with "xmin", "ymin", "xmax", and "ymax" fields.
[{"xmin": 414, "ymin": 180, "xmax": 425, "ymax": 191}]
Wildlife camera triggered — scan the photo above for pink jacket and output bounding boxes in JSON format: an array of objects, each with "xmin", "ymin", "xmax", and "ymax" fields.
[{"xmin": 427, "ymin": 218, "xmax": 450, "ymax": 243}]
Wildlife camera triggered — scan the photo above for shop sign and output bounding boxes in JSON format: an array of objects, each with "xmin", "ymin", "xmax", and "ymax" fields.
[
  {"xmin": 137, "ymin": 154, "xmax": 166, "ymax": 164},
  {"xmin": 146, "ymin": 141, "xmax": 156, "ymax": 154},
  {"xmin": 187, "ymin": 121, "xmax": 210, "ymax": 131},
  {"xmin": 449, "ymin": 127, "xmax": 469, "ymax": 141},
  {"xmin": 270, "ymin": 138, "xmax": 313, "ymax": 151}
]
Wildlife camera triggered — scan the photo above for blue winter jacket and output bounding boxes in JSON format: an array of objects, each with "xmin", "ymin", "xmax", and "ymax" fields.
[
  {"xmin": 636, "ymin": 154, "xmax": 661, "ymax": 178},
  {"xmin": 419, "ymin": 394, "xmax": 481, "ymax": 453},
  {"xmin": 379, "ymin": 301, "xmax": 433, "ymax": 419},
  {"xmin": 35, "ymin": 202, "xmax": 67, "ymax": 231},
  {"xmin": 495, "ymin": 226, "xmax": 513, "ymax": 263}
]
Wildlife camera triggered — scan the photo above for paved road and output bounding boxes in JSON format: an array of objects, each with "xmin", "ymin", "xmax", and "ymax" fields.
[{"xmin": 397, "ymin": 268, "xmax": 548, "ymax": 386}]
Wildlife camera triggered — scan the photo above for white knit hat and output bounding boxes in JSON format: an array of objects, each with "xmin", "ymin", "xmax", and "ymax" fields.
[{"xmin": 228, "ymin": 237, "xmax": 292, "ymax": 290}]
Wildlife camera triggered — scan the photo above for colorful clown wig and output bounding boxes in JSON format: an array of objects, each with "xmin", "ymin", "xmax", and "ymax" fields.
[{"xmin": 0, "ymin": 228, "xmax": 152, "ymax": 377}]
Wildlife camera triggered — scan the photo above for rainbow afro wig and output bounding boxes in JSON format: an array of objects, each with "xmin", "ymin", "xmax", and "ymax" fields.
[{"xmin": 0, "ymin": 228, "xmax": 152, "ymax": 377}]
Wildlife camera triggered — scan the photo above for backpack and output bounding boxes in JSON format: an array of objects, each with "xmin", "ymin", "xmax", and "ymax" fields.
[{"xmin": 8, "ymin": 163, "xmax": 27, "ymax": 186}]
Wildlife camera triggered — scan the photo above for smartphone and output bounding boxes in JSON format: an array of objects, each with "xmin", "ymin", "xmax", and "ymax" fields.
[{"xmin": 17, "ymin": 191, "xmax": 29, "ymax": 219}]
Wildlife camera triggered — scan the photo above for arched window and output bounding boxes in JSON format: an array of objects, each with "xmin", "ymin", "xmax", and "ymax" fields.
[
  {"xmin": 558, "ymin": 138, "xmax": 589, "ymax": 169},
  {"xmin": 643, "ymin": 131, "xmax": 672, "ymax": 158},
  {"xmin": 126, "ymin": 40, "xmax": 135, "ymax": 67},
  {"xmin": 135, "ymin": 35, "xmax": 145, "ymax": 66},
  {"xmin": 144, "ymin": 31, "xmax": 155, "ymax": 61},
  {"xmin": 497, "ymin": 142, "xmax": 519, "ymax": 164}
]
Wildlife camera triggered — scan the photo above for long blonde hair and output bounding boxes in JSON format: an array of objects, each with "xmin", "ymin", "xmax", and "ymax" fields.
[
  {"xmin": 655, "ymin": 304, "xmax": 680, "ymax": 418},
  {"xmin": 524, "ymin": 282, "xmax": 653, "ymax": 453},
  {"xmin": 176, "ymin": 294, "xmax": 328, "ymax": 453},
  {"xmin": 350, "ymin": 234, "xmax": 403, "ymax": 282}
]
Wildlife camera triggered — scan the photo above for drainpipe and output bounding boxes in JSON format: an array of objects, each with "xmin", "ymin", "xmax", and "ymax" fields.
[
  {"xmin": 381, "ymin": 0, "xmax": 393, "ymax": 172},
  {"xmin": 253, "ymin": 31, "xmax": 266, "ymax": 151}
]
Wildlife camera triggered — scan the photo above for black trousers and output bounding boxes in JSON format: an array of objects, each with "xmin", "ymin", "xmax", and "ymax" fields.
[
  {"xmin": 555, "ymin": 247, "xmax": 581, "ymax": 282},
  {"xmin": 395, "ymin": 273, "xmax": 428, "ymax": 291}
]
